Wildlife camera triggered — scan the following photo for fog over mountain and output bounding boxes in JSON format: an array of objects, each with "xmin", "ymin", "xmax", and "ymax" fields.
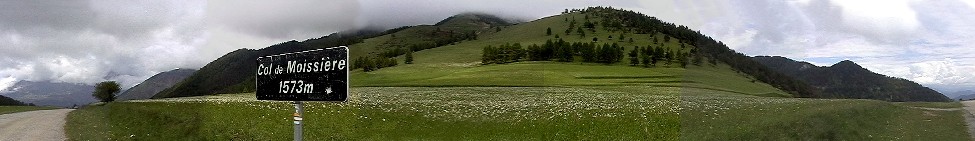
[
  {"xmin": 2, "ymin": 0, "xmax": 974, "ymax": 94},
  {"xmin": 0, "ymin": 80, "xmax": 96, "ymax": 107}
]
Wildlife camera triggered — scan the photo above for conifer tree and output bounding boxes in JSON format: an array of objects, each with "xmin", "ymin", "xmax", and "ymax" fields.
[
  {"xmin": 628, "ymin": 47, "xmax": 638, "ymax": 66},
  {"xmin": 404, "ymin": 50, "xmax": 414, "ymax": 64}
]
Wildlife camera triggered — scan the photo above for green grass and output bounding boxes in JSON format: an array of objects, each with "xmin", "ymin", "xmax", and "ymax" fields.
[
  {"xmin": 353, "ymin": 61, "xmax": 787, "ymax": 97},
  {"xmin": 893, "ymin": 102, "xmax": 964, "ymax": 109},
  {"xmin": 678, "ymin": 93, "xmax": 969, "ymax": 140},
  {"xmin": 66, "ymin": 86, "xmax": 970, "ymax": 140},
  {"xmin": 0, "ymin": 106, "xmax": 56, "ymax": 115},
  {"xmin": 68, "ymin": 87, "xmax": 678, "ymax": 140}
]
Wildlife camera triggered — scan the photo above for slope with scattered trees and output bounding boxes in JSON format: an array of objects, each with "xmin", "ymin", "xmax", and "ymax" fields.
[
  {"xmin": 156, "ymin": 13, "xmax": 510, "ymax": 98},
  {"xmin": 473, "ymin": 7, "xmax": 817, "ymax": 97},
  {"xmin": 577, "ymin": 7, "xmax": 818, "ymax": 97},
  {"xmin": 159, "ymin": 7, "xmax": 815, "ymax": 99}
]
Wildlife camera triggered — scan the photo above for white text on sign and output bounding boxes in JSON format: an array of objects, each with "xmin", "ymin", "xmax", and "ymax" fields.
[
  {"xmin": 280, "ymin": 80, "xmax": 314, "ymax": 94},
  {"xmin": 256, "ymin": 57, "xmax": 347, "ymax": 76}
]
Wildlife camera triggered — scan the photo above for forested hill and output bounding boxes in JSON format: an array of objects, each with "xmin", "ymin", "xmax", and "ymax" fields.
[
  {"xmin": 155, "ymin": 13, "xmax": 510, "ymax": 98},
  {"xmin": 752, "ymin": 56, "xmax": 950, "ymax": 102},
  {"xmin": 0, "ymin": 95, "xmax": 25, "ymax": 106},
  {"xmin": 579, "ymin": 7, "xmax": 818, "ymax": 97}
]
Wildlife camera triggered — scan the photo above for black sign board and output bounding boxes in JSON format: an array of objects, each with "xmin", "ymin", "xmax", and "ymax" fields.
[{"xmin": 256, "ymin": 46, "xmax": 349, "ymax": 101}]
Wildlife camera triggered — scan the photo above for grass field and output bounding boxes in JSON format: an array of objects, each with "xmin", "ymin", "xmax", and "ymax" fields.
[
  {"xmin": 69, "ymin": 63, "xmax": 961, "ymax": 140},
  {"xmin": 894, "ymin": 102, "xmax": 965, "ymax": 109},
  {"xmin": 352, "ymin": 62, "xmax": 787, "ymax": 97},
  {"xmin": 0, "ymin": 106, "xmax": 56, "ymax": 115},
  {"xmin": 66, "ymin": 86, "xmax": 969, "ymax": 140},
  {"xmin": 679, "ymin": 93, "xmax": 969, "ymax": 140},
  {"xmin": 68, "ymin": 86, "xmax": 679, "ymax": 140},
  {"xmin": 67, "ymin": 62, "xmax": 968, "ymax": 140}
]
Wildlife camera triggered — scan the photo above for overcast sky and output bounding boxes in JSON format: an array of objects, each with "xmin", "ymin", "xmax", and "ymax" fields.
[{"xmin": 1, "ymin": 0, "xmax": 974, "ymax": 94}]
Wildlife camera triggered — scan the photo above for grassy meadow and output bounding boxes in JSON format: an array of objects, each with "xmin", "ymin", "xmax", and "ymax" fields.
[
  {"xmin": 65, "ymin": 61, "xmax": 971, "ymax": 140},
  {"xmin": 679, "ymin": 94, "xmax": 969, "ymax": 140},
  {"xmin": 69, "ymin": 86, "xmax": 680, "ymax": 140}
]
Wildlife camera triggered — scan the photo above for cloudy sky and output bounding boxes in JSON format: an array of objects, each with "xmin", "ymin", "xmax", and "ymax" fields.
[{"xmin": 1, "ymin": 0, "xmax": 974, "ymax": 95}]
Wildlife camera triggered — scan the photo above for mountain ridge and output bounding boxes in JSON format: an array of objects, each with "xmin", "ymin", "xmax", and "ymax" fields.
[
  {"xmin": 954, "ymin": 90, "xmax": 975, "ymax": 100},
  {"xmin": 752, "ymin": 56, "xmax": 950, "ymax": 102},
  {"xmin": 118, "ymin": 68, "xmax": 196, "ymax": 100}
]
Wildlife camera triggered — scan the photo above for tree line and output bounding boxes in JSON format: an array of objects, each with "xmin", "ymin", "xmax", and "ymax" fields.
[
  {"xmin": 352, "ymin": 56, "xmax": 398, "ymax": 72},
  {"xmin": 483, "ymin": 39, "xmax": 696, "ymax": 68}
]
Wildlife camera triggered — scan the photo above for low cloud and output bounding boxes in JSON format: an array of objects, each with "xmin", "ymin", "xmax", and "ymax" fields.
[{"xmin": 0, "ymin": 0, "xmax": 206, "ymax": 89}]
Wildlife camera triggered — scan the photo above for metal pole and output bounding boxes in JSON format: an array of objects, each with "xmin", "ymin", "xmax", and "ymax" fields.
[{"xmin": 293, "ymin": 101, "xmax": 304, "ymax": 141}]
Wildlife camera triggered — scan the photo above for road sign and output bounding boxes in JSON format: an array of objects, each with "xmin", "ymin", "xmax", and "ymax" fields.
[{"xmin": 255, "ymin": 46, "xmax": 349, "ymax": 101}]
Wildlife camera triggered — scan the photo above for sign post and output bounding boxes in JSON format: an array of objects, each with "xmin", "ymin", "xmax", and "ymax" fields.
[
  {"xmin": 293, "ymin": 101, "xmax": 303, "ymax": 140},
  {"xmin": 256, "ymin": 46, "xmax": 349, "ymax": 141}
]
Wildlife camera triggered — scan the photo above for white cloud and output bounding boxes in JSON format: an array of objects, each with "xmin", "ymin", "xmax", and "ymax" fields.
[
  {"xmin": 0, "ymin": 0, "xmax": 206, "ymax": 90},
  {"xmin": 861, "ymin": 57, "xmax": 975, "ymax": 85},
  {"xmin": 960, "ymin": 0, "xmax": 975, "ymax": 10},
  {"xmin": 634, "ymin": 0, "xmax": 730, "ymax": 29},
  {"xmin": 831, "ymin": 0, "xmax": 920, "ymax": 43},
  {"xmin": 803, "ymin": 36, "xmax": 904, "ymax": 58},
  {"xmin": 713, "ymin": 28, "xmax": 757, "ymax": 50},
  {"xmin": 0, "ymin": 77, "xmax": 16, "ymax": 92}
]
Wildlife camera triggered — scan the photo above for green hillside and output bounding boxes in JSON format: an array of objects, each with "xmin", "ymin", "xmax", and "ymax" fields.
[
  {"xmin": 0, "ymin": 95, "xmax": 26, "ymax": 106},
  {"xmin": 347, "ymin": 8, "xmax": 789, "ymax": 96},
  {"xmin": 67, "ymin": 7, "xmax": 969, "ymax": 140}
]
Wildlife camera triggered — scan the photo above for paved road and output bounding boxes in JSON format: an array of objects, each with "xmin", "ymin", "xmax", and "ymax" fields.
[{"xmin": 0, "ymin": 109, "xmax": 74, "ymax": 141}]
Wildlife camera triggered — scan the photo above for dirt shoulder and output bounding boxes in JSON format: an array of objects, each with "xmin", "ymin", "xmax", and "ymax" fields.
[{"xmin": 958, "ymin": 101, "xmax": 975, "ymax": 140}]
